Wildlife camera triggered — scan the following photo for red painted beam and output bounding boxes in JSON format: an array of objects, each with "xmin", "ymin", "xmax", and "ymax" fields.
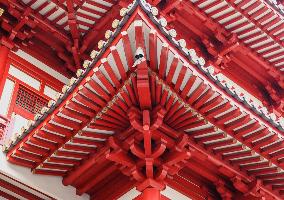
[
  {"xmin": 0, "ymin": 179, "xmax": 41, "ymax": 200},
  {"xmin": 8, "ymin": 1, "xmax": 71, "ymax": 46},
  {"xmin": 33, "ymin": 169, "xmax": 66, "ymax": 176},
  {"xmin": 0, "ymin": 44, "xmax": 11, "ymax": 97},
  {"xmin": 66, "ymin": 0, "xmax": 81, "ymax": 68},
  {"xmin": 0, "ymin": 190, "xmax": 18, "ymax": 200},
  {"xmin": 172, "ymin": 0, "xmax": 284, "ymax": 93},
  {"xmin": 90, "ymin": 171, "xmax": 135, "ymax": 200},
  {"xmin": 135, "ymin": 188, "xmax": 161, "ymax": 200},
  {"xmin": 63, "ymin": 147, "xmax": 108, "ymax": 186},
  {"xmin": 76, "ymin": 164, "xmax": 117, "ymax": 195},
  {"xmin": 80, "ymin": 4, "xmax": 120, "ymax": 53}
]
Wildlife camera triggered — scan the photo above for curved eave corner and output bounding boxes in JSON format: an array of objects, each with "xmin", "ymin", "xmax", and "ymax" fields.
[
  {"xmin": 138, "ymin": 0, "xmax": 284, "ymax": 133},
  {"xmin": 3, "ymin": 0, "xmax": 284, "ymax": 156}
]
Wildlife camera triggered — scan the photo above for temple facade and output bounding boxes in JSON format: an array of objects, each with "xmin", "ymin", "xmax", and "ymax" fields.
[{"xmin": 0, "ymin": 0, "xmax": 284, "ymax": 199}]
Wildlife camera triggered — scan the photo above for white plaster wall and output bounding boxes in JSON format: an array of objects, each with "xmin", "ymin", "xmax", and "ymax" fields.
[
  {"xmin": 0, "ymin": 152, "xmax": 89, "ymax": 200},
  {"xmin": 9, "ymin": 65, "xmax": 41, "ymax": 91},
  {"xmin": 44, "ymin": 85, "xmax": 58, "ymax": 100},
  {"xmin": 0, "ymin": 79, "xmax": 14, "ymax": 116}
]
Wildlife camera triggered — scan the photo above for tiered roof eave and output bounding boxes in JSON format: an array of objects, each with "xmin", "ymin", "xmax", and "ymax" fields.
[
  {"xmin": 2, "ymin": 0, "xmax": 284, "ymax": 199},
  {"xmin": 3, "ymin": 0, "xmax": 284, "ymax": 153}
]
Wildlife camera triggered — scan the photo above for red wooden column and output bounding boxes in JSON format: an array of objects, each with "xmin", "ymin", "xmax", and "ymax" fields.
[
  {"xmin": 0, "ymin": 41, "xmax": 11, "ymax": 97},
  {"xmin": 135, "ymin": 188, "xmax": 161, "ymax": 200}
]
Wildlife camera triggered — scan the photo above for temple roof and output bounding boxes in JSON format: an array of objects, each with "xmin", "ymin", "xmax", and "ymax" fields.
[
  {"xmin": 1, "ymin": 0, "xmax": 284, "ymax": 114},
  {"xmin": 3, "ymin": 0, "xmax": 284, "ymax": 199},
  {"xmin": 4, "ymin": 0, "xmax": 284, "ymax": 149}
]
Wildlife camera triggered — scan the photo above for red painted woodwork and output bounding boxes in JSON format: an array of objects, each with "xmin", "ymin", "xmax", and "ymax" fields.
[
  {"xmin": 135, "ymin": 188, "xmax": 161, "ymax": 200},
  {"xmin": 8, "ymin": 52, "xmax": 64, "ymax": 92},
  {"xmin": 1, "ymin": 0, "xmax": 284, "ymax": 200},
  {"xmin": 0, "ymin": 52, "xmax": 63, "ymax": 118},
  {"xmin": 0, "ymin": 0, "xmax": 121, "ymax": 75},
  {"xmin": 0, "ymin": 172, "xmax": 54, "ymax": 199},
  {"xmin": 159, "ymin": 0, "xmax": 284, "ymax": 116},
  {"xmin": 0, "ymin": 52, "xmax": 63, "ymax": 145},
  {"xmin": 0, "ymin": 44, "xmax": 10, "ymax": 97},
  {"xmin": 0, "ymin": 0, "xmax": 283, "ymax": 115}
]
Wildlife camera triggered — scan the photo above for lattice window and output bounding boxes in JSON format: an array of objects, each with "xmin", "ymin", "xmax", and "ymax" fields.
[{"xmin": 15, "ymin": 85, "xmax": 48, "ymax": 115}]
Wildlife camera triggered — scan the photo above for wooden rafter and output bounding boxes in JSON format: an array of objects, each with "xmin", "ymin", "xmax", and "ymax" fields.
[{"xmin": 2, "ymin": 1, "xmax": 284, "ymax": 199}]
